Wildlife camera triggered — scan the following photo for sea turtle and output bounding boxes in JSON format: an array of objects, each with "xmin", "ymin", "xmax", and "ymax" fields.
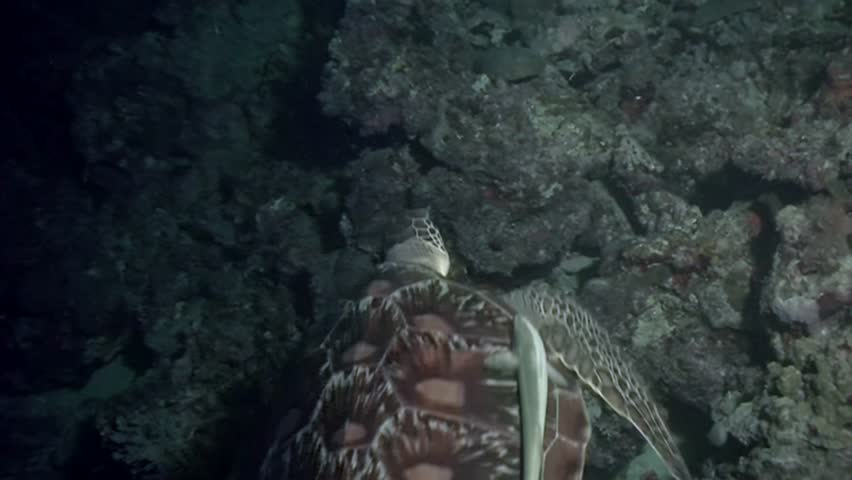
[{"xmin": 260, "ymin": 210, "xmax": 692, "ymax": 480}]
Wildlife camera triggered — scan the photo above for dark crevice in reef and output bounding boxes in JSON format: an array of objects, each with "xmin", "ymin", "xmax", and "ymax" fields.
[
  {"xmin": 690, "ymin": 164, "xmax": 809, "ymax": 365},
  {"xmin": 271, "ymin": 0, "xmax": 423, "ymax": 171},
  {"xmin": 665, "ymin": 392, "xmax": 753, "ymax": 476},
  {"xmin": 664, "ymin": 395, "xmax": 712, "ymax": 475},
  {"xmin": 286, "ymin": 269, "xmax": 315, "ymax": 325},
  {"xmin": 264, "ymin": 74, "xmax": 359, "ymax": 171},
  {"xmin": 689, "ymin": 163, "xmax": 809, "ymax": 213},
  {"xmin": 600, "ymin": 174, "xmax": 648, "ymax": 236},
  {"xmin": 741, "ymin": 199, "xmax": 782, "ymax": 365},
  {"xmin": 270, "ymin": 0, "xmax": 457, "ymax": 174},
  {"xmin": 304, "ymin": 203, "xmax": 348, "ymax": 253},
  {"xmin": 408, "ymin": 139, "xmax": 465, "ymax": 176},
  {"xmin": 61, "ymin": 418, "xmax": 133, "ymax": 480},
  {"xmin": 120, "ymin": 324, "xmax": 157, "ymax": 375},
  {"xmin": 455, "ymin": 244, "xmax": 565, "ymax": 292},
  {"xmin": 491, "ymin": 259, "xmax": 564, "ymax": 291},
  {"xmin": 264, "ymin": 0, "xmax": 356, "ymax": 170}
]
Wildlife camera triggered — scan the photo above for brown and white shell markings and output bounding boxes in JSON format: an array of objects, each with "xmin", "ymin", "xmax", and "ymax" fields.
[{"xmin": 260, "ymin": 212, "xmax": 691, "ymax": 480}]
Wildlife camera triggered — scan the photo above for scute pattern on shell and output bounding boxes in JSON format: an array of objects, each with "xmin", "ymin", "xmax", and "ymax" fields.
[{"xmin": 260, "ymin": 269, "xmax": 591, "ymax": 480}]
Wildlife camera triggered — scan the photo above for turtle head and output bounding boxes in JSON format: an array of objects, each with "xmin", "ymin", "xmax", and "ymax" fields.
[{"xmin": 383, "ymin": 209, "xmax": 450, "ymax": 277}]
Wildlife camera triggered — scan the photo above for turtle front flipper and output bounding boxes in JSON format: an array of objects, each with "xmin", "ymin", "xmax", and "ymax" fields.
[{"xmin": 507, "ymin": 288, "xmax": 693, "ymax": 480}]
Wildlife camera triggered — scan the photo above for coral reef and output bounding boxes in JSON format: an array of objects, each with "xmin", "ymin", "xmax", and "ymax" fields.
[
  {"xmin": 316, "ymin": 0, "xmax": 852, "ymax": 478},
  {"xmin": 5, "ymin": 0, "xmax": 851, "ymax": 478}
]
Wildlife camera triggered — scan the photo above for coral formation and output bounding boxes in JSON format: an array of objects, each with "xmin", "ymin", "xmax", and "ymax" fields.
[{"xmin": 5, "ymin": 0, "xmax": 851, "ymax": 478}]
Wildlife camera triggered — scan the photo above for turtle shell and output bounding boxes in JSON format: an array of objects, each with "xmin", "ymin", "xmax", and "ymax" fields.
[{"xmin": 260, "ymin": 267, "xmax": 591, "ymax": 480}]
